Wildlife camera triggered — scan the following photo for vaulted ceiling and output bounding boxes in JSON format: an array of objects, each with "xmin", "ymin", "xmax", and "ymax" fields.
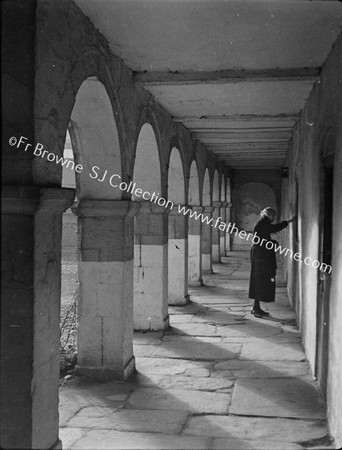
[{"xmin": 75, "ymin": 0, "xmax": 342, "ymax": 169}]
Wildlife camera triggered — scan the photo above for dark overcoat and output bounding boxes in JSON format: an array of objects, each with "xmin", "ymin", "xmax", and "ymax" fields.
[{"xmin": 248, "ymin": 217, "xmax": 288, "ymax": 302}]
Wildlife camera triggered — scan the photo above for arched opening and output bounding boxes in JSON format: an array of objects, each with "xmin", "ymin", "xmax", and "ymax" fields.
[
  {"xmin": 59, "ymin": 77, "xmax": 135, "ymax": 384},
  {"xmin": 188, "ymin": 161, "xmax": 202, "ymax": 286},
  {"xmin": 225, "ymin": 177, "xmax": 232, "ymax": 253},
  {"xmin": 212, "ymin": 170, "xmax": 221, "ymax": 263},
  {"xmin": 133, "ymin": 123, "xmax": 169, "ymax": 330},
  {"xmin": 202, "ymin": 169, "xmax": 213, "ymax": 273},
  {"xmin": 133, "ymin": 123, "xmax": 162, "ymax": 199},
  {"xmin": 60, "ymin": 130, "xmax": 78, "ymax": 378},
  {"xmin": 168, "ymin": 147, "xmax": 188, "ymax": 305},
  {"xmin": 219, "ymin": 176, "xmax": 227, "ymax": 257}
]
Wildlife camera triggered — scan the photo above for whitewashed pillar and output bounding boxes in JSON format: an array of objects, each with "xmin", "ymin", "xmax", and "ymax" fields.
[
  {"xmin": 134, "ymin": 202, "xmax": 169, "ymax": 330},
  {"xmin": 188, "ymin": 206, "xmax": 203, "ymax": 286},
  {"xmin": 168, "ymin": 207, "xmax": 189, "ymax": 305},
  {"xmin": 74, "ymin": 200, "xmax": 139, "ymax": 380}
]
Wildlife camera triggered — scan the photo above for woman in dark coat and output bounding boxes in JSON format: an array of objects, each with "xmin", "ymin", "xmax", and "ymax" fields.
[{"xmin": 249, "ymin": 207, "xmax": 296, "ymax": 318}]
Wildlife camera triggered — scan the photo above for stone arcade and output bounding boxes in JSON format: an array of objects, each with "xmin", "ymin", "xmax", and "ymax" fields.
[{"xmin": 1, "ymin": 1, "xmax": 342, "ymax": 448}]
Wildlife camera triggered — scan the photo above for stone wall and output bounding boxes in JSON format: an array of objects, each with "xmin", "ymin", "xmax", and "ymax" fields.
[{"xmin": 281, "ymin": 32, "xmax": 342, "ymax": 447}]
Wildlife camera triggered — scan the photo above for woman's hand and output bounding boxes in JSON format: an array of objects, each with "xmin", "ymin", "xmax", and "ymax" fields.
[{"xmin": 287, "ymin": 216, "xmax": 297, "ymax": 223}]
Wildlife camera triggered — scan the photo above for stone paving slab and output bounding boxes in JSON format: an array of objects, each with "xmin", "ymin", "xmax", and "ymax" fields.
[
  {"xmin": 192, "ymin": 311, "xmax": 246, "ymax": 325},
  {"xmin": 133, "ymin": 374, "xmax": 235, "ymax": 392},
  {"xmin": 133, "ymin": 332, "xmax": 163, "ymax": 345},
  {"xmin": 133, "ymin": 344, "xmax": 162, "ymax": 357},
  {"xmin": 211, "ymin": 437, "xmax": 304, "ymax": 449},
  {"xmin": 183, "ymin": 415, "xmax": 329, "ymax": 442},
  {"xmin": 136, "ymin": 357, "xmax": 212, "ymax": 377},
  {"xmin": 60, "ymin": 252, "xmax": 333, "ymax": 449},
  {"xmin": 67, "ymin": 407, "xmax": 189, "ymax": 434},
  {"xmin": 150, "ymin": 341, "xmax": 241, "ymax": 360},
  {"xmin": 213, "ymin": 360, "xmax": 310, "ymax": 379},
  {"xmin": 162, "ymin": 335, "xmax": 222, "ymax": 344},
  {"xmin": 164, "ymin": 323, "xmax": 217, "ymax": 336},
  {"xmin": 127, "ymin": 387, "xmax": 230, "ymax": 413},
  {"xmin": 230, "ymin": 378, "xmax": 325, "ymax": 419},
  {"xmin": 64, "ymin": 429, "xmax": 211, "ymax": 449},
  {"xmin": 169, "ymin": 314, "xmax": 195, "ymax": 324},
  {"xmin": 216, "ymin": 322, "xmax": 282, "ymax": 338},
  {"xmin": 240, "ymin": 341, "xmax": 306, "ymax": 361}
]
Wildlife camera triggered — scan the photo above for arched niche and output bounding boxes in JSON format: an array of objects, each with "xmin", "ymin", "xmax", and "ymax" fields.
[
  {"xmin": 69, "ymin": 77, "xmax": 122, "ymax": 200},
  {"xmin": 133, "ymin": 123, "xmax": 161, "ymax": 199},
  {"xmin": 235, "ymin": 182, "xmax": 277, "ymax": 231},
  {"xmin": 188, "ymin": 160, "xmax": 200, "ymax": 206},
  {"xmin": 168, "ymin": 147, "xmax": 185, "ymax": 204}
]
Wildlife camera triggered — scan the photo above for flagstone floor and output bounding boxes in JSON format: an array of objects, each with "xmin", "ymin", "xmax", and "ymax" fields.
[{"xmin": 59, "ymin": 252, "xmax": 334, "ymax": 449}]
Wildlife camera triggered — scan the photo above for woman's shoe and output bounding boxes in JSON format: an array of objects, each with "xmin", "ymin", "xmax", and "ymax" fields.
[
  {"xmin": 253, "ymin": 310, "xmax": 263, "ymax": 318},
  {"xmin": 251, "ymin": 308, "xmax": 269, "ymax": 316}
]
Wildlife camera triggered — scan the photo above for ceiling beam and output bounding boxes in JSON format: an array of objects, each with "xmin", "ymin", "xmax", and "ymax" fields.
[
  {"xmin": 173, "ymin": 114, "xmax": 298, "ymax": 122},
  {"xmin": 134, "ymin": 68, "xmax": 320, "ymax": 85},
  {"xmin": 192, "ymin": 132, "xmax": 292, "ymax": 140}
]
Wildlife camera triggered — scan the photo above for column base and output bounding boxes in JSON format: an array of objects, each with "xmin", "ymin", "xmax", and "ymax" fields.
[
  {"xmin": 188, "ymin": 279, "xmax": 203, "ymax": 287},
  {"xmin": 134, "ymin": 314, "xmax": 170, "ymax": 331},
  {"xmin": 75, "ymin": 356, "xmax": 136, "ymax": 381},
  {"xmin": 169, "ymin": 294, "xmax": 190, "ymax": 306}
]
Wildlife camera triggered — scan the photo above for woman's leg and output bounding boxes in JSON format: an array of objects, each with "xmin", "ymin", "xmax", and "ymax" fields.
[{"xmin": 253, "ymin": 300, "xmax": 260, "ymax": 311}]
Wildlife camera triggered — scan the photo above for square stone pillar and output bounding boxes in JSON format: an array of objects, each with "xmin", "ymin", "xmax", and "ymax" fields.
[
  {"xmin": 168, "ymin": 207, "xmax": 189, "ymax": 305},
  {"xmin": 134, "ymin": 202, "xmax": 169, "ymax": 330},
  {"xmin": 225, "ymin": 203, "xmax": 232, "ymax": 255},
  {"xmin": 212, "ymin": 202, "xmax": 222, "ymax": 263},
  {"xmin": 73, "ymin": 200, "xmax": 140, "ymax": 381},
  {"xmin": 202, "ymin": 206, "xmax": 214, "ymax": 273},
  {"xmin": 188, "ymin": 206, "xmax": 203, "ymax": 286},
  {"xmin": 220, "ymin": 202, "xmax": 228, "ymax": 258},
  {"xmin": 1, "ymin": 186, "xmax": 75, "ymax": 450}
]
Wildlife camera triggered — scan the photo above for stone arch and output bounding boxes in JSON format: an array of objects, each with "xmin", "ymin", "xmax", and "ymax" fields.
[
  {"xmin": 220, "ymin": 177, "xmax": 226, "ymax": 202},
  {"xmin": 188, "ymin": 160, "xmax": 200, "ymax": 206},
  {"xmin": 235, "ymin": 182, "xmax": 277, "ymax": 231},
  {"xmin": 132, "ymin": 106, "xmax": 165, "ymax": 197},
  {"xmin": 168, "ymin": 146, "xmax": 186, "ymax": 205},
  {"xmin": 68, "ymin": 77, "xmax": 122, "ymax": 200},
  {"xmin": 34, "ymin": 51, "xmax": 128, "ymax": 188},
  {"xmin": 203, "ymin": 169, "xmax": 211, "ymax": 206},
  {"xmin": 226, "ymin": 177, "xmax": 232, "ymax": 203},
  {"xmin": 133, "ymin": 122, "xmax": 162, "ymax": 198},
  {"xmin": 212, "ymin": 170, "xmax": 220, "ymax": 202}
]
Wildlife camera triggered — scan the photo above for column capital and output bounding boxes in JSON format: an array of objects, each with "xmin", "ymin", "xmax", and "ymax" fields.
[
  {"xmin": 2, "ymin": 186, "xmax": 75, "ymax": 215},
  {"xmin": 203, "ymin": 206, "xmax": 214, "ymax": 213},
  {"xmin": 212, "ymin": 201, "xmax": 223, "ymax": 208},
  {"xmin": 137, "ymin": 200, "xmax": 170, "ymax": 215},
  {"xmin": 74, "ymin": 200, "xmax": 140, "ymax": 218},
  {"xmin": 190, "ymin": 206, "xmax": 204, "ymax": 213},
  {"xmin": 168, "ymin": 204, "xmax": 188, "ymax": 216}
]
